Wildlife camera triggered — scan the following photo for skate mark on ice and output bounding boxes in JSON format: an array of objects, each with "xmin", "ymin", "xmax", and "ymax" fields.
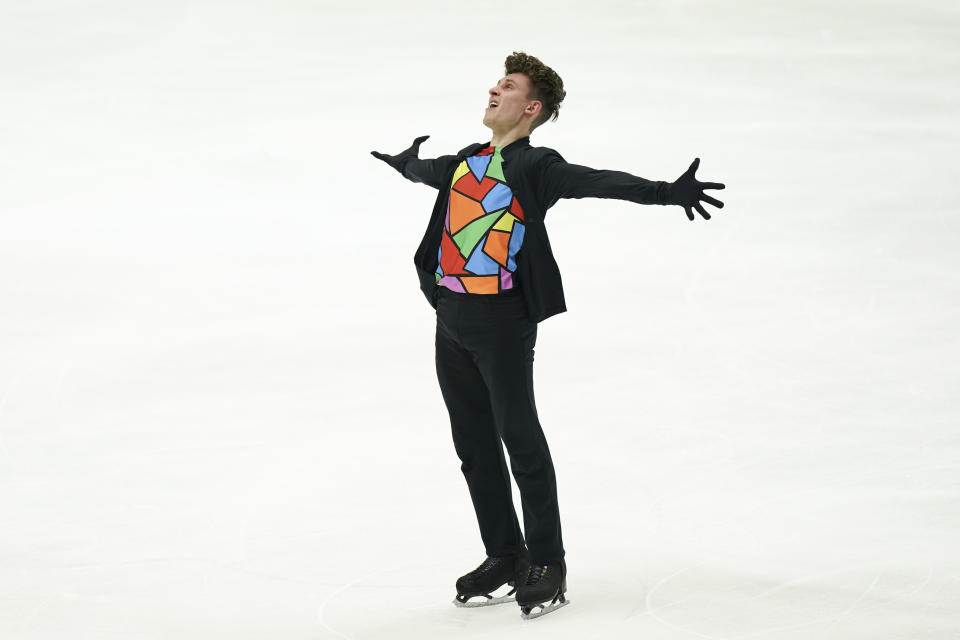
[
  {"xmin": 634, "ymin": 560, "xmax": 891, "ymax": 638},
  {"xmin": 900, "ymin": 565, "xmax": 932, "ymax": 598},
  {"xmin": 317, "ymin": 566, "xmax": 389, "ymax": 640},
  {"xmin": 730, "ymin": 567, "xmax": 886, "ymax": 638},
  {"xmin": 629, "ymin": 559, "xmax": 732, "ymax": 640},
  {"xmin": 819, "ymin": 569, "xmax": 883, "ymax": 635},
  {"xmin": 723, "ymin": 565, "xmax": 886, "ymax": 637},
  {"xmin": 316, "ymin": 560, "xmax": 448, "ymax": 639}
]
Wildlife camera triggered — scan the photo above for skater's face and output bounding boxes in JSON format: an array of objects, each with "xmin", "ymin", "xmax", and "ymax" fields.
[{"xmin": 483, "ymin": 73, "xmax": 541, "ymax": 133}]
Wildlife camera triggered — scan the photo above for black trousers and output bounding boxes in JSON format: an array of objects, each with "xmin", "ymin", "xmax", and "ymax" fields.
[{"xmin": 434, "ymin": 285, "xmax": 564, "ymax": 566}]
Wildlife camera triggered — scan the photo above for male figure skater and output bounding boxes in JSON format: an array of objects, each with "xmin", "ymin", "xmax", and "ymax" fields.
[{"xmin": 371, "ymin": 51, "xmax": 724, "ymax": 620}]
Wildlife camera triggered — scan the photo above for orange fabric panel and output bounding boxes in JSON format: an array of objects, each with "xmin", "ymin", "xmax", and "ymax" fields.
[
  {"xmin": 449, "ymin": 190, "xmax": 487, "ymax": 234},
  {"xmin": 484, "ymin": 229, "xmax": 511, "ymax": 267},
  {"xmin": 461, "ymin": 276, "xmax": 499, "ymax": 294}
]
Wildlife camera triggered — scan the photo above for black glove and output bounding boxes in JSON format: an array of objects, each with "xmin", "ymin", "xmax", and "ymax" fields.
[
  {"xmin": 664, "ymin": 158, "xmax": 726, "ymax": 221},
  {"xmin": 370, "ymin": 135, "xmax": 431, "ymax": 173}
]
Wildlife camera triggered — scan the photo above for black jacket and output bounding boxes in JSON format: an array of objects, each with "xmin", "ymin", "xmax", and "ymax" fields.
[{"xmin": 391, "ymin": 135, "xmax": 673, "ymax": 323}]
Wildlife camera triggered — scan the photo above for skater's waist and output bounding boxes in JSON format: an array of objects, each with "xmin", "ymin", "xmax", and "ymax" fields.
[{"xmin": 437, "ymin": 286, "xmax": 523, "ymax": 299}]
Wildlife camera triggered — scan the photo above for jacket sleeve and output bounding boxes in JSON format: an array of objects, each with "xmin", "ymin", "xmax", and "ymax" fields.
[
  {"xmin": 402, "ymin": 155, "xmax": 458, "ymax": 190},
  {"xmin": 537, "ymin": 148, "xmax": 671, "ymax": 210}
]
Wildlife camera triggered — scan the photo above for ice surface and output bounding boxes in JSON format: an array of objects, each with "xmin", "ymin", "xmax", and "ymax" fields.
[{"xmin": 1, "ymin": 0, "xmax": 958, "ymax": 638}]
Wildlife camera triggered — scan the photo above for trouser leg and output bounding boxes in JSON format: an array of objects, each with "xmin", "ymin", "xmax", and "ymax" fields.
[
  {"xmin": 470, "ymin": 312, "xmax": 564, "ymax": 566},
  {"xmin": 435, "ymin": 309, "xmax": 526, "ymax": 558}
]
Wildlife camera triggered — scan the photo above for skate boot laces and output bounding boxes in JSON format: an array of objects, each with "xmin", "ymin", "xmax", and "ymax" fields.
[
  {"xmin": 524, "ymin": 564, "xmax": 551, "ymax": 585},
  {"xmin": 469, "ymin": 556, "xmax": 501, "ymax": 577}
]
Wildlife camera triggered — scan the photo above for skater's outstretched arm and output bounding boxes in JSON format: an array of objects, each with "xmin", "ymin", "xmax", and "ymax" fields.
[
  {"xmin": 538, "ymin": 149, "xmax": 725, "ymax": 221},
  {"xmin": 370, "ymin": 135, "xmax": 457, "ymax": 190}
]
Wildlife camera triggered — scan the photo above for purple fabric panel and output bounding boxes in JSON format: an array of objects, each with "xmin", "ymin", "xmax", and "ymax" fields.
[
  {"xmin": 438, "ymin": 276, "xmax": 466, "ymax": 293},
  {"xmin": 499, "ymin": 267, "xmax": 513, "ymax": 290}
]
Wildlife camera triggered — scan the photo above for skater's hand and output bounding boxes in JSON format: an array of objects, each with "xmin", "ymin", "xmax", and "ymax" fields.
[
  {"xmin": 663, "ymin": 158, "xmax": 725, "ymax": 221},
  {"xmin": 370, "ymin": 135, "xmax": 431, "ymax": 173}
]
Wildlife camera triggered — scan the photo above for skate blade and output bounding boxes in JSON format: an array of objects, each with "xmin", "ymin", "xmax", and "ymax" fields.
[
  {"xmin": 520, "ymin": 598, "xmax": 569, "ymax": 620},
  {"xmin": 452, "ymin": 593, "xmax": 516, "ymax": 608}
]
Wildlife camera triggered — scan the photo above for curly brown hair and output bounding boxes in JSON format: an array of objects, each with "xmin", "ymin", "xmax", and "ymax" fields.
[{"xmin": 504, "ymin": 51, "xmax": 566, "ymax": 131}]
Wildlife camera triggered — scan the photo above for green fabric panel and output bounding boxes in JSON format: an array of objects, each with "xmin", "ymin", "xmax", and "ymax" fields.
[
  {"xmin": 486, "ymin": 149, "xmax": 505, "ymax": 182},
  {"xmin": 453, "ymin": 209, "xmax": 504, "ymax": 257}
]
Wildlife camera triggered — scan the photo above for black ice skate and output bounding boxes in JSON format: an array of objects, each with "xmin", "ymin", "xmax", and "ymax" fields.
[
  {"xmin": 453, "ymin": 555, "xmax": 527, "ymax": 607},
  {"xmin": 516, "ymin": 559, "xmax": 568, "ymax": 620}
]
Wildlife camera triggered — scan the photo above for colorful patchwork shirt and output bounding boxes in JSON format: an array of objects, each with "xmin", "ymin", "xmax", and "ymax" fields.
[{"xmin": 434, "ymin": 144, "xmax": 526, "ymax": 294}]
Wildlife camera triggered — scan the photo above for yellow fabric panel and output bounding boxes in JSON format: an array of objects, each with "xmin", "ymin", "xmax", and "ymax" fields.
[{"xmin": 492, "ymin": 212, "xmax": 517, "ymax": 233}]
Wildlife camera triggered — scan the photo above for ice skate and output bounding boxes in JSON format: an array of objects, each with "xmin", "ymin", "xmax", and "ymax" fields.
[
  {"xmin": 453, "ymin": 554, "xmax": 527, "ymax": 607},
  {"xmin": 516, "ymin": 559, "xmax": 568, "ymax": 620}
]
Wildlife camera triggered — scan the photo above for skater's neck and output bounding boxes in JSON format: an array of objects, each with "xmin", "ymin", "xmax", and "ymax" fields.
[{"xmin": 488, "ymin": 128, "xmax": 530, "ymax": 149}]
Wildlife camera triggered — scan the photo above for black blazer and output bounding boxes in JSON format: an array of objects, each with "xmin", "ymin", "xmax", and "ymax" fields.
[{"xmin": 391, "ymin": 135, "xmax": 671, "ymax": 323}]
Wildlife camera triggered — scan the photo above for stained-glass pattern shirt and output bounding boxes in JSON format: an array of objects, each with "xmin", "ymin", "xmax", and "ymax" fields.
[{"xmin": 434, "ymin": 145, "xmax": 526, "ymax": 294}]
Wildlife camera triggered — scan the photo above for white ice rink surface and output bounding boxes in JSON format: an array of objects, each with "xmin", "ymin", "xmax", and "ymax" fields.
[{"xmin": 2, "ymin": 1, "xmax": 958, "ymax": 638}]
